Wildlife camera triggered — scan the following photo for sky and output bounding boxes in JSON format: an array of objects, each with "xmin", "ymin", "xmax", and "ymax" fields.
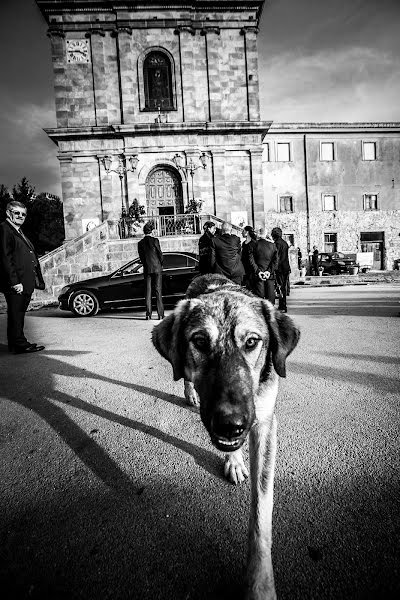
[{"xmin": 0, "ymin": 0, "xmax": 399, "ymax": 197}]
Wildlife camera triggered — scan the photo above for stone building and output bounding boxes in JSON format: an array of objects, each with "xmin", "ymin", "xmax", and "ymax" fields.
[
  {"xmin": 263, "ymin": 122, "xmax": 400, "ymax": 269},
  {"xmin": 37, "ymin": 0, "xmax": 269, "ymax": 241},
  {"xmin": 36, "ymin": 0, "xmax": 400, "ymax": 271}
]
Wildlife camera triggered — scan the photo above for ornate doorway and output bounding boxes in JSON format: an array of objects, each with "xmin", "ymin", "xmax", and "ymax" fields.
[{"xmin": 145, "ymin": 167, "xmax": 183, "ymax": 215}]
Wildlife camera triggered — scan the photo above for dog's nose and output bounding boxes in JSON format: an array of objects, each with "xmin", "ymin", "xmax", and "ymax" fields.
[{"xmin": 212, "ymin": 412, "xmax": 246, "ymax": 440}]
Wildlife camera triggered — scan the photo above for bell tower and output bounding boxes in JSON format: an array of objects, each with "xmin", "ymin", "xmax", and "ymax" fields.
[{"xmin": 36, "ymin": 0, "xmax": 270, "ymax": 239}]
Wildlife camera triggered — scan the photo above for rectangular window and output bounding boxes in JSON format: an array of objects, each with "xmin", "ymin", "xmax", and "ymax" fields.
[
  {"xmin": 276, "ymin": 142, "xmax": 291, "ymax": 162},
  {"xmin": 364, "ymin": 194, "xmax": 378, "ymax": 210},
  {"xmin": 320, "ymin": 142, "xmax": 335, "ymax": 161},
  {"xmin": 324, "ymin": 233, "xmax": 337, "ymax": 253},
  {"xmin": 283, "ymin": 233, "xmax": 294, "ymax": 247},
  {"xmin": 323, "ymin": 194, "xmax": 337, "ymax": 211},
  {"xmin": 363, "ymin": 141, "xmax": 377, "ymax": 160},
  {"xmin": 279, "ymin": 196, "xmax": 293, "ymax": 212}
]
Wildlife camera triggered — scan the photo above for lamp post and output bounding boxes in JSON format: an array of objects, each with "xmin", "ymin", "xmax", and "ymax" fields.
[
  {"xmin": 101, "ymin": 154, "xmax": 139, "ymax": 216},
  {"xmin": 172, "ymin": 152, "xmax": 207, "ymax": 205}
]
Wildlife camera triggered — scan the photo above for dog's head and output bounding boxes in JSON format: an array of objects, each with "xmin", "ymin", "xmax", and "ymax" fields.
[{"xmin": 152, "ymin": 289, "xmax": 299, "ymax": 452}]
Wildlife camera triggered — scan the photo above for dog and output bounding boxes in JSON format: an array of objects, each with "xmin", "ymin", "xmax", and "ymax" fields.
[{"xmin": 152, "ymin": 274, "xmax": 300, "ymax": 600}]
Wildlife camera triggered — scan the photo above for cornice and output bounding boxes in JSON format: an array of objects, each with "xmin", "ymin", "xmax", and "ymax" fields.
[{"xmin": 44, "ymin": 121, "xmax": 273, "ymax": 143}]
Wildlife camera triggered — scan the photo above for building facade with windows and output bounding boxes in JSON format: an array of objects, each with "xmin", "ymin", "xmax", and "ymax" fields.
[
  {"xmin": 263, "ymin": 123, "xmax": 400, "ymax": 269},
  {"xmin": 37, "ymin": 0, "xmax": 269, "ymax": 241}
]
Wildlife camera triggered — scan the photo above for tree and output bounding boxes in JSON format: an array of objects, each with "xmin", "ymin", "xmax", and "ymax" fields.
[
  {"xmin": 25, "ymin": 193, "xmax": 65, "ymax": 256},
  {"xmin": 0, "ymin": 184, "xmax": 12, "ymax": 221},
  {"xmin": 12, "ymin": 177, "xmax": 36, "ymax": 207}
]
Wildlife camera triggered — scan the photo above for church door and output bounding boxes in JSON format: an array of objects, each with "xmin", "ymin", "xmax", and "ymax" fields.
[{"xmin": 146, "ymin": 168, "xmax": 183, "ymax": 215}]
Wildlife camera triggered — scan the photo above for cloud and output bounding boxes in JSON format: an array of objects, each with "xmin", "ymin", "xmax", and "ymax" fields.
[
  {"xmin": 0, "ymin": 100, "xmax": 61, "ymax": 195},
  {"xmin": 260, "ymin": 45, "xmax": 400, "ymax": 122}
]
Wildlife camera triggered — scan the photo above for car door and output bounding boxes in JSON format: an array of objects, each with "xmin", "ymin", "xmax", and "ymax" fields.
[
  {"xmin": 162, "ymin": 253, "xmax": 199, "ymax": 302},
  {"xmin": 101, "ymin": 260, "xmax": 146, "ymax": 308}
]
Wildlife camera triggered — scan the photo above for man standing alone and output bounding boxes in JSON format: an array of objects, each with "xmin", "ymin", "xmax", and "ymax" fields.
[
  {"xmin": 211, "ymin": 221, "xmax": 244, "ymax": 285},
  {"xmin": 138, "ymin": 222, "xmax": 164, "ymax": 320},
  {"xmin": 0, "ymin": 201, "xmax": 45, "ymax": 353},
  {"xmin": 271, "ymin": 227, "xmax": 290, "ymax": 313}
]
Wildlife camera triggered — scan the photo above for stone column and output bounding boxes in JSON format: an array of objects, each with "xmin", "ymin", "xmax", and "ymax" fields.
[
  {"xmin": 240, "ymin": 27, "xmax": 261, "ymax": 122},
  {"xmin": 211, "ymin": 150, "xmax": 227, "ymax": 219},
  {"xmin": 249, "ymin": 148, "xmax": 264, "ymax": 228}
]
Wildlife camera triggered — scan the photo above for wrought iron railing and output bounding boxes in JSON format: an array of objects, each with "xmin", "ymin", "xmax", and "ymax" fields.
[{"xmin": 118, "ymin": 213, "xmax": 243, "ymax": 239}]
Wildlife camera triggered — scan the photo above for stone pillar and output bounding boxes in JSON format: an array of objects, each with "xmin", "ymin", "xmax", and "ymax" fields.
[
  {"xmin": 240, "ymin": 27, "xmax": 261, "ymax": 121},
  {"xmin": 114, "ymin": 26, "xmax": 135, "ymax": 123},
  {"xmin": 175, "ymin": 26, "xmax": 208, "ymax": 122},
  {"xmin": 211, "ymin": 150, "xmax": 227, "ymax": 219},
  {"xmin": 250, "ymin": 148, "xmax": 264, "ymax": 228},
  {"xmin": 200, "ymin": 27, "xmax": 221, "ymax": 122},
  {"xmin": 47, "ymin": 28, "xmax": 67, "ymax": 128}
]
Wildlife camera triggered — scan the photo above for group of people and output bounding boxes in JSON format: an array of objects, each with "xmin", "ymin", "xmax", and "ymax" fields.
[
  {"xmin": 0, "ymin": 202, "xmax": 291, "ymax": 355},
  {"xmin": 199, "ymin": 220, "xmax": 290, "ymax": 312}
]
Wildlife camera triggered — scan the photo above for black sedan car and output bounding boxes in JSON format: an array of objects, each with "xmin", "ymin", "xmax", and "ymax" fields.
[
  {"xmin": 58, "ymin": 251, "xmax": 199, "ymax": 317},
  {"xmin": 318, "ymin": 252, "xmax": 359, "ymax": 275}
]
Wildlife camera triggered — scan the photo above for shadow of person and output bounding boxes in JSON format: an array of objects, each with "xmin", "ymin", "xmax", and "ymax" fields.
[{"xmin": 0, "ymin": 349, "xmax": 224, "ymax": 497}]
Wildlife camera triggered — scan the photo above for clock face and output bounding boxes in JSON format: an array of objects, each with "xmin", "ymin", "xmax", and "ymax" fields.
[{"xmin": 66, "ymin": 39, "xmax": 90, "ymax": 64}]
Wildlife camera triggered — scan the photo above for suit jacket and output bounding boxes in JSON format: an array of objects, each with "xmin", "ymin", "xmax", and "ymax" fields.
[
  {"xmin": 248, "ymin": 239, "xmax": 278, "ymax": 279},
  {"xmin": 198, "ymin": 230, "xmax": 216, "ymax": 275},
  {"xmin": 138, "ymin": 234, "xmax": 163, "ymax": 275},
  {"xmin": 274, "ymin": 237, "xmax": 291, "ymax": 275},
  {"xmin": 211, "ymin": 233, "xmax": 245, "ymax": 279},
  {"xmin": 0, "ymin": 220, "xmax": 44, "ymax": 295}
]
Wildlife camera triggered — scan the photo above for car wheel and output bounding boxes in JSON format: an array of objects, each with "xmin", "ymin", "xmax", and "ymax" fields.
[
  {"xmin": 331, "ymin": 268, "xmax": 338, "ymax": 275},
  {"xmin": 70, "ymin": 291, "xmax": 99, "ymax": 317}
]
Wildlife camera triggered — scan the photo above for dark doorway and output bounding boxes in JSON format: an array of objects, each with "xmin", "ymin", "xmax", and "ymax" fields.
[
  {"xmin": 360, "ymin": 232, "xmax": 384, "ymax": 269},
  {"xmin": 159, "ymin": 207, "xmax": 174, "ymax": 216}
]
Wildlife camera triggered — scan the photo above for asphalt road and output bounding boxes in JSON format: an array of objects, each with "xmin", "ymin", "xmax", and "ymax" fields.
[{"xmin": 0, "ymin": 284, "xmax": 399, "ymax": 600}]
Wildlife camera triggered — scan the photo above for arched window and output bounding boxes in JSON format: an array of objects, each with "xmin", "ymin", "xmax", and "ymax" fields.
[{"xmin": 144, "ymin": 51, "xmax": 173, "ymax": 110}]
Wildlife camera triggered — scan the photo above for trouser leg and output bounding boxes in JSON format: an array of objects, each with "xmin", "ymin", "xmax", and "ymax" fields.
[
  {"xmin": 5, "ymin": 292, "xmax": 32, "ymax": 349},
  {"xmin": 154, "ymin": 272, "xmax": 164, "ymax": 318},
  {"xmin": 265, "ymin": 279, "xmax": 275, "ymax": 305},
  {"xmin": 145, "ymin": 275, "xmax": 152, "ymax": 317}
]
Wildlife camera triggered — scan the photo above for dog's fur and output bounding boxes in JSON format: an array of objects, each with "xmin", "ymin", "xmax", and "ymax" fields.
[{"xmin": 152, "ymin": 274, "xmax": 300, "ymax": 600}]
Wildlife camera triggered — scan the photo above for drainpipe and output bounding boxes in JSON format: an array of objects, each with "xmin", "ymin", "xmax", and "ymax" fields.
[{"xmin": 303, "ymin": 134, "xmax": 311, "ymax": 254}]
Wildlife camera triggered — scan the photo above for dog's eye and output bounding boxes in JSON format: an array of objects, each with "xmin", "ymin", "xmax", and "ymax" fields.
[
  {"xmin": 191, "ymin": 335, "xmax": 208, "ymax": 351},
  {"xmin": 245, "ymin": 337, "xmax": 260, "ymax": 350}
]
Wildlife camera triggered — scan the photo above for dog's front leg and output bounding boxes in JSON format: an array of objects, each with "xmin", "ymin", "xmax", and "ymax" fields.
[
  {"xmin": 245, "ymin": 415, "xmax": 277, "ymax": 600},
  {"xmin": 184, "ymin": 379, "xmax": 199, "ymax": 407}
]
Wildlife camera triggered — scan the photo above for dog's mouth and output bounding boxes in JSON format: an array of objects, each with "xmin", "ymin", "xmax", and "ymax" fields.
[{"xmin": 211, "ymin": 433, "xmax": 247, "ymax": 452}]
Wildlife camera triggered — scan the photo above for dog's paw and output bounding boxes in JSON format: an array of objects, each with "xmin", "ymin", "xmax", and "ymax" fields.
[
  {"xmin": 184, "ymin": 380, "xmax": 199, "ymax": 407},
  {"xmin": 224, "ymin": 450, "xmax": 249, "ymax": 485}
]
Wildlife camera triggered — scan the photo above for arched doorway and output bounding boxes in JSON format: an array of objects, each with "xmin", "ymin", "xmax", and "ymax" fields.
[{"xmin": 145, "ymin": 167, "xmax": 183, "ymax": 215}]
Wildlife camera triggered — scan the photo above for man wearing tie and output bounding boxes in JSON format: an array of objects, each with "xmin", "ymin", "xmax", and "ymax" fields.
[{"xmin": 0, "ymin": 201, "xmax": 45, "ymax": 353}]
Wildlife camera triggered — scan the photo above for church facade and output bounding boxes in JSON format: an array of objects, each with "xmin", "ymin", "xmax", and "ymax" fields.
[
  {"xmin": 37, "ymin": 0, "xmax": 269, "ymax": 241},
  {"xmin": 37, "ymin": 0, "xmax": 400, "ymax": 269}
]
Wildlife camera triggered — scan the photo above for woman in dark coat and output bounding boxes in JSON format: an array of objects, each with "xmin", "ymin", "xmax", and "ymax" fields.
[{"xmin": 241, "ymin": 225, "xmax": 258, "ymax": 291}]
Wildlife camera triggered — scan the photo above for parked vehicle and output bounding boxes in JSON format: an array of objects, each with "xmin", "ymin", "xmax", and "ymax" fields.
[
  {"xmin": 318, "ymin": 252, "xmax": 359, "ymax": 275},
  {"xmin": 58, "ymin": 251, "xmax": 199, "ymax": 317}
]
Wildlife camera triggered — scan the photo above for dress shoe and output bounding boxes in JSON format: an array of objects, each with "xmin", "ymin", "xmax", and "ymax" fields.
[
  {"xmin": 14, "ymin": 344, "xmax": 45, "ymax": 354},
  {"xmin": 9, "ymin": 342, "xmax": 36, "ymax": 353},
  {"xmin": 157, "ymin": 315, "xmax": 164, "ymax": 320},
  {"xmin": 145, "ymin": 315, "xmax": 152, "ymax": 320}
]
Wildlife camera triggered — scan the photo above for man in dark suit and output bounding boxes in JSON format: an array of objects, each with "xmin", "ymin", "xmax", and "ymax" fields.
[
  {"xmin": 248, "ymin": 228, "xmax": 278, "ymax": 304},
  {"xmin": 0, "ymin": 201, "xmax": 45, "ymax": 353},
  {"xmin": 138, "ymin": 221, "xmax": 164, "ymax": 320},
  {"xmin": 271, "ymin": 227, "xmax": 291, "ymax": 313},
  {"xmin": 198, "ymin": 221, "xmax": 216, "ymax": 275},
  {"xmin": 211, "ymin": 221, "xmax": 244, "ymax": 285}
]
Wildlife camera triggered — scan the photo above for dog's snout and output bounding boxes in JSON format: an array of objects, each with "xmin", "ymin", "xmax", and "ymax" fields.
[{"xmin": 212, "ymin": 411, "xmax": 246, "ymax": 440}]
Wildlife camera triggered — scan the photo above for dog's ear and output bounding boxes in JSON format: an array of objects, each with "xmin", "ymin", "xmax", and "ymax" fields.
[
  {"xmin": 151, "ymin": 299, "xmax": 191, "ymax": 381},
  {"xmin": 262, "ymin": 302, "xmax": 300, "ymax": 378}
]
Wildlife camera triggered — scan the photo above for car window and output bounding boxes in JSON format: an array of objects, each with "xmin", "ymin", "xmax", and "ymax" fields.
[
  {"xmin": 163, "ymin": 254, "xmax": 189, "ymax": 270},
  {"xmin": 120, "ymin": 262, "xmax": 143, "ymax": 276}
]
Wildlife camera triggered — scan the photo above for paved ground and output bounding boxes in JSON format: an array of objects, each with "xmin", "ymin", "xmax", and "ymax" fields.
[{"xmin": 0, "ymin": 285, "xmax": 399, "ymax": 600}]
